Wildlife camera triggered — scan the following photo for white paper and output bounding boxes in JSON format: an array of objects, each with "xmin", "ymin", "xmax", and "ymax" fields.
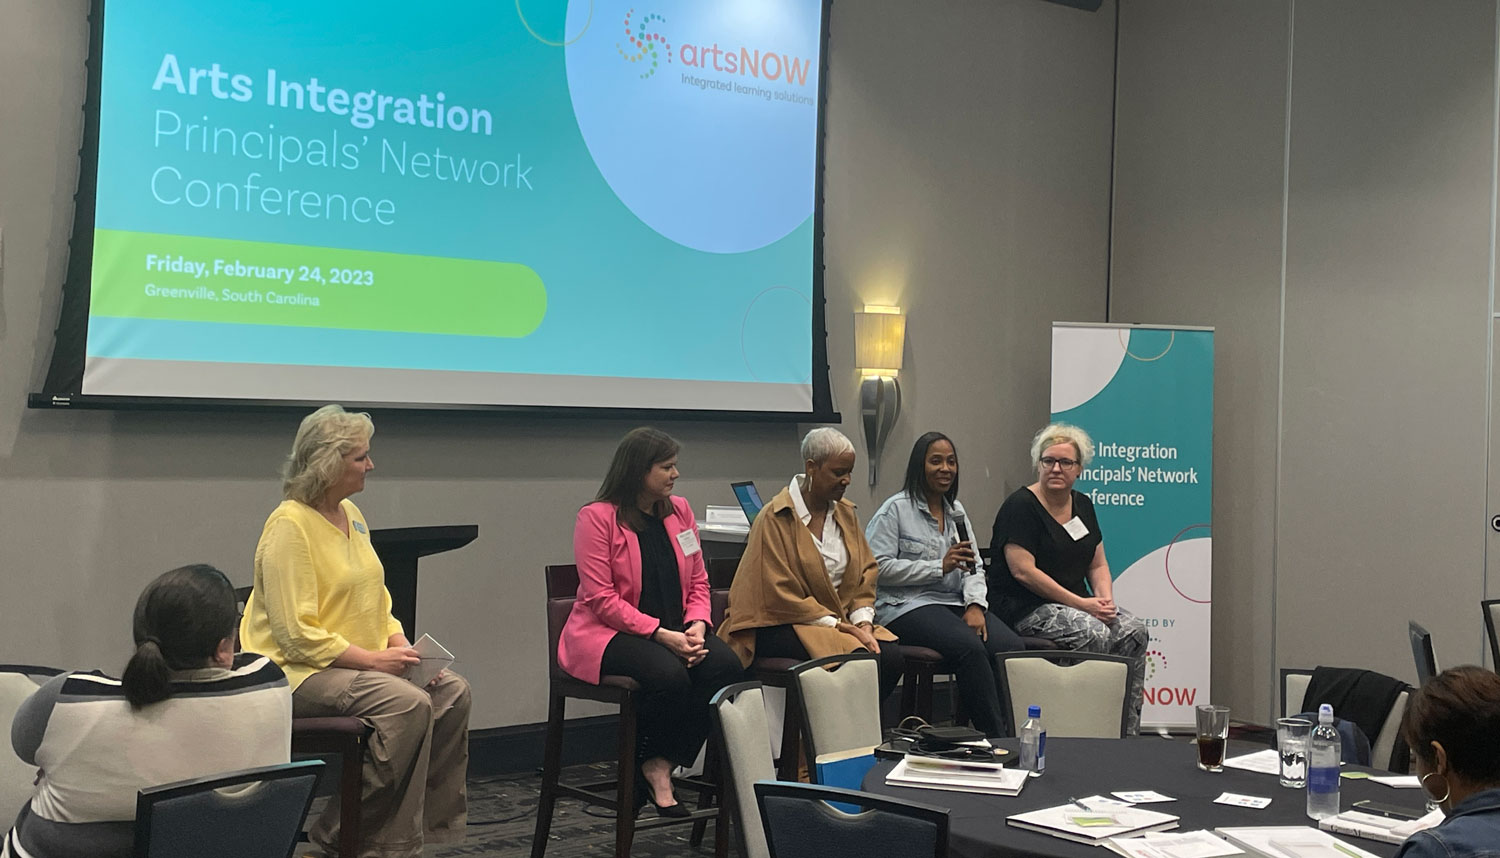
[
  {"xmin": 1367, "ymin": 774, "xmax": 1421, "ymax": 788},
  {"xmin": 1078, "ymin": 795, "xmax": 1136, "ymax": 811},
  {"xmin": 1108, "ymin": 831, "xmax": 1244, "ymax": 858},
  {"xmin": 1115, "ymin": 790, "xmax": 1179, "ymax": 803},
  {"xmin": 402, "ymin": 633, "xmax": 454, "ymax": 688},
  {"xmin": 1215, "ymin": 826, "xmax": 1380, "ymax": 858},
  {"xmin": 1221, "ymin": 749, "xmax": 1281, "ymax": 775},
  {"xmin": 1214, "ymin": 792, "xmax": 1272, "ymax": 809}
]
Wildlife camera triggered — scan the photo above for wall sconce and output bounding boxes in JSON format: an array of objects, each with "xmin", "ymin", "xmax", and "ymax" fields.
[{"xmin": 854, "ymin": 305, "xmax": 905, "ymax": 485}]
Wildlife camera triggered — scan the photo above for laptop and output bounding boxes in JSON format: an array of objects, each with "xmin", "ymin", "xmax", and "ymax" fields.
[{"xmin": 730, "ymin": 481, "xmax": 765, "ymax": 524}]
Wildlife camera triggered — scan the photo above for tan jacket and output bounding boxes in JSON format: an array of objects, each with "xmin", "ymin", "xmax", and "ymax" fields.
[{"xmin": 718, "ymin": 485, "xmax": 897, "ymax": 667}]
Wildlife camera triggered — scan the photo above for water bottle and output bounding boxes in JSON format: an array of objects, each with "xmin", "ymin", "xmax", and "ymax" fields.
[
  {"xmin": 1020, "ymin": 705, "xmax": 1046, "ymax": 778},
  {"xmin": 1306, "ymin": 704, "xmax": 1341, "ymax": 819}
]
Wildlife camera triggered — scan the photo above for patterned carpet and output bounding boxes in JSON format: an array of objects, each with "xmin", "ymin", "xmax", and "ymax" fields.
[{"xmin": 427, "ymin": 762, "xmax": 732, "ymax": 858}]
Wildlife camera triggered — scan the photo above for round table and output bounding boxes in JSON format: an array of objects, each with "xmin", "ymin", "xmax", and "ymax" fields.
[{"xmin": 862, "ymin": 738, "xmax": 1409, "ymax": 858}]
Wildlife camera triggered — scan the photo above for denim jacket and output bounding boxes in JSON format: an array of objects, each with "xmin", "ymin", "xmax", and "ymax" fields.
[
  {"xmin": 864, "ymin": 492, "xmax": 987, "ymax": 625},
  {"xmin": 1395, "ymin": 788, "xmax": 1500, "ymax": 858}
]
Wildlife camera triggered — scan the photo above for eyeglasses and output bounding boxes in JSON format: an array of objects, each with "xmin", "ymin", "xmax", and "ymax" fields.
[{"xmin": 1039, "ymin": 457, "xmax": 1079, "ymax": 470}]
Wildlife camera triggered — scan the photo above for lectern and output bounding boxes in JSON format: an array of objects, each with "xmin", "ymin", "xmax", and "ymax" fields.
[{"xmin": 370, "ymin": 524, "xmax": 477, "ymax": 638}]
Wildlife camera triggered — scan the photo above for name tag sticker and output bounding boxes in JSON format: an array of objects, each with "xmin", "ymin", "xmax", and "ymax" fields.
[
  {"xmin": 1062, "ymin": 516, "xmax": 1089, "ymax": 541},
  {"xmin": 675, "ymin": 529, "xmax": 701, "ymax": 556}
]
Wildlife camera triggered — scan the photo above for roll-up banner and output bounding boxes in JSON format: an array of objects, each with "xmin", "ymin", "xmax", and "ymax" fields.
[{"xmin": 1050, "ymin": 323, "xmax": 1213, "ymax": 730}]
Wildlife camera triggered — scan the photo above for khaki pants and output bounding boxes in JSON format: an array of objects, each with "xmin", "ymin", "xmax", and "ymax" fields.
[{"xmin": 293, "ymin": 669, "xmax": 471, "ymax": 858}]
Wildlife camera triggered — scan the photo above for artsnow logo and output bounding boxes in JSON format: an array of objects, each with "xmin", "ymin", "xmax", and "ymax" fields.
[{"xmin": 617, "ymin": 9, "xmax": 671, "ymax": 79}]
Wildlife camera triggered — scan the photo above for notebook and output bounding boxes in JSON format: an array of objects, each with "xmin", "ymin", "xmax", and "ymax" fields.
[
  {"xmin": 885, "ymin": 756, "xmax": 1029, "ymax": 796},
  {"xmin": 1008, "ymin": 802, "xmax": 1179, "ymax": 842},
  {"xmin": 1316, "ymin": 809, "xmax": 1442, "ymax": 845},
  {"xmin": 1213, "ymin": 826, "xmax": 1381, "ymax": 858}
]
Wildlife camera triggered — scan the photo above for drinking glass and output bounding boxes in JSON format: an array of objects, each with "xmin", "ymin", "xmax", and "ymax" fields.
[
  {"xmin": 1277, "ymin": 717, "xmax": 1312, "ymax": 787},
  {"xmin": 1195, "ymin": 704, "xmax": 1231, "ymax": 771}
]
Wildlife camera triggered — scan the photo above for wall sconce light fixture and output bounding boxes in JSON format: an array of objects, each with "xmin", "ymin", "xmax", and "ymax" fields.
[{"xmin": 854, "ymin": 305, "xmax": 905, "ymax": 485}]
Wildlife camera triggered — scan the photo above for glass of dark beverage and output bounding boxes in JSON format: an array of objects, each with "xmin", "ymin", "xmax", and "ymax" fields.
[{"xmin": 1195, "ymin": 704, "xmax": 1230, "ymax": 771}]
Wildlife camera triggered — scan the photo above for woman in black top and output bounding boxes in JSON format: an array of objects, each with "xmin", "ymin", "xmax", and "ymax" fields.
[
  {"xmin": 989, "ymin": 422, "xmax": 1149, "ymax": 734},
  {"xmin": 558, "ymin": 427, "xmax": 744, "ymax": 817}
]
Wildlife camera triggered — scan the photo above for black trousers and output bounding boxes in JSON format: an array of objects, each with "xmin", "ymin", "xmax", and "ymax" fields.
[
  {"xmin": 883, "ymin": 603, "xmax": 1023, "ymax": 737},
  {"xmin": 599, "ymin": 631, "xmax": 745, "ymax": 769},
  {"xmin": 754, "ymin": 623, "xmax": 905, "ymax": 702}
]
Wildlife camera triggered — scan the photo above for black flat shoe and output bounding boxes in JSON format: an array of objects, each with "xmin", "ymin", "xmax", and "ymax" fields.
[{"xmin": 647, "ymin": 794, "xmax": 692, "ymax": 818}]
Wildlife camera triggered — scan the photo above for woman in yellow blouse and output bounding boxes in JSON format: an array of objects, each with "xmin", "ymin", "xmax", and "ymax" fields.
[{"xmin": 239, "ymin": 404, "xmax": 470, "ymax": 858}]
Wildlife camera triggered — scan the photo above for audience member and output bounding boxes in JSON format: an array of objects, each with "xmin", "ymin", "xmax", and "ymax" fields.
[
  {"xmin": 1395, "ymin": 666, "xmax": 1500, "ymax": 858},
  {"xmin": 3, "ymin": 564, "xmax": 290, "ymax": 858}
]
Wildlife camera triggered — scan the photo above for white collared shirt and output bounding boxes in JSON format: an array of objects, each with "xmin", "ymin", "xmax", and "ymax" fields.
[{"xmin": 789, "ymin": 474, "xmax": 875, "ymax": 628}]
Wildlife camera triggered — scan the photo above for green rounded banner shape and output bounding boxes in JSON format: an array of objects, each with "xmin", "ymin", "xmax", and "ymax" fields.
[{"xmin": 91, "ymin": 229, "xmax": 547, "ymax": 338}]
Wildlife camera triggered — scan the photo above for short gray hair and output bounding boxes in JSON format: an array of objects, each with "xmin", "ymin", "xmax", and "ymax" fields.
[
  {"xmin": 801, "ymin": 427, "xmax": 855, "ymax": 464},
  {"xmin": 282, "ymin": 404, "xmax": 374, "ymax": 505},
  {"xmin": 1030, "ymin": 422, "xmax": 1094, "ymax": 468}
]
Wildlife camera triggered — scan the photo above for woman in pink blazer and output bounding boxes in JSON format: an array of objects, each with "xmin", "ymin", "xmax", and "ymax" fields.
[{"xmin": 557, "ymin": 427, "xmax": 744, "ymax": 816}]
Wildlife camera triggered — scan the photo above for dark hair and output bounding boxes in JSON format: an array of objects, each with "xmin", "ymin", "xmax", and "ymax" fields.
[
  {"xmin": 1400, "ymin": 665, "xmax": 1500, "ymax": 785},
  {"xmin": 902, "ymin": 431, "xmax": 959, "ymax": 506},
  {"xmin": 595, "ymin": 427, "xmax": 681, "ymax": 532},
  {"xmin": 121, "ymin": 564, "xmax": 239, "ymax": 709}
]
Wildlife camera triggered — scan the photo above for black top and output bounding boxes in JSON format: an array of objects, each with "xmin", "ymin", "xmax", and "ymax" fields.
[
  {"xmin": 988, "ymin": 488, "xmax": 1102, "ymax": 625},
  {"xmin": 635, "ymin": 515, "xmax": 684, "ymax": 633}
]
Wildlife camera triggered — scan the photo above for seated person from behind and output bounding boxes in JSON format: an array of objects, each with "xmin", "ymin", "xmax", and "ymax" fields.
[
  {"xmin": 557, "ymin": 427, "xmax": 744, "ymax": 817},
  {"xmin": 239, "ymin": 404, "xmax": 471, "ymax": 858},
  {"xmin": 866, "ymin": 431, "xmax": 1024, "ymax": 738},
  {"xmin": 3, "ymin": 564, "xmax": 291, "ymax": 858},
  {"xmin": 990, "ymin": 422, "xmax": 1149, "ymax": 734},
  {"xmin": 1395, "ymin": 666, "xmax": 1500, "ymax": 858},
  {"xmin": 719, "ymin": 427, "xmax": 904, "ymax": 703}
]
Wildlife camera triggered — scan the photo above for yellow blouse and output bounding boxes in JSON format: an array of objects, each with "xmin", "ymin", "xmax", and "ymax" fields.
[{"xmin": 239, "ymin": 499, "xmax": 404, "ymax": 689}]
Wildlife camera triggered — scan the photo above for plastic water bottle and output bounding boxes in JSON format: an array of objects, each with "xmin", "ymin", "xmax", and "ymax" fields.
[
  {"xmin": 1020, "ymin": 705, "xmax": 1046, "ymax": 778},
  {"xmin": 1306, "ymin": 704, "xmax": 1341, "ymax": 819}
]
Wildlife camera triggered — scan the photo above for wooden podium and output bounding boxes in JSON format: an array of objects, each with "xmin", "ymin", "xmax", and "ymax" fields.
[{"xmin": 370, "ymin": 524, "xmax": 477, "ymax": 638}]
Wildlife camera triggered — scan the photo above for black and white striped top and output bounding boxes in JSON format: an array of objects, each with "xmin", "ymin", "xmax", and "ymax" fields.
[{"xmin": 3, "ymin": 653, "xmax": 291, "ymax": 858}]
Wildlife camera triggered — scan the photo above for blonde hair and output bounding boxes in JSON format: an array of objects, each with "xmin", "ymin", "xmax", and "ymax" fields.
[
  {"xmin": 281, "ymin": 404, "xmax": 374, "ymax": 505},
  {"xmin": 1029, "ymin": 422, "xmax": 1094, "ymax": 468}
]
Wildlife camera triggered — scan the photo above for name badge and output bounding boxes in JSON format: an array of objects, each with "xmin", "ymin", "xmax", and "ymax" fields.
[
  {"xmin": 352, "ymin": 520, "xmax": 367, "ymax": 534},
  {"xmin": 1062, "ymin": 516, "xmax": 1089, "ymax": 541},
  {"xmin": 675, "ymin": 529, "xmax": 701, "ymax": 556}
]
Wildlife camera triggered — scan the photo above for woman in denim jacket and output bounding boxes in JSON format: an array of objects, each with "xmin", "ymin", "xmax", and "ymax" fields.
[
  {"xmin": 865, "ymin": 432, "xmax": 1024, "ymax": 737},
  {"xmin": 1396, "ymin": 666, "xmax": 1500, "ymax": 858}
]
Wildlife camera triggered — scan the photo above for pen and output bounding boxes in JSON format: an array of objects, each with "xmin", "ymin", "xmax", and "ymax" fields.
[{"xmin": 1330, "ymin": 841, "xmax": 1361, "ymax": 858}]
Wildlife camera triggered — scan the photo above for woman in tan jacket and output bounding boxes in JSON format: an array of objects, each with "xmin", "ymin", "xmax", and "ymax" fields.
[{"xmin": 718, "ymin": 427, "xmax": 904, "ymax": 701}]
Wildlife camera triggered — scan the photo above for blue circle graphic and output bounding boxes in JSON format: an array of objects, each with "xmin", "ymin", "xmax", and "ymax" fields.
[{"xmin": 565, "ymin": 0, "xmax": 820, "ymax": 253}]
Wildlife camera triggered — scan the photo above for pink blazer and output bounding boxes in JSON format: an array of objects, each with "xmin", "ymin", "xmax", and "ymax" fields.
[{"xmin": 556, "ymin": 495, "xmax": 713, "ymax": 684}]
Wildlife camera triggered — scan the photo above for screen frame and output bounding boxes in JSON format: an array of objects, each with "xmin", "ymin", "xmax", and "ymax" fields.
[{"xmin": 29, "ymin": 0, "xmax": 840, "ymax": 424}]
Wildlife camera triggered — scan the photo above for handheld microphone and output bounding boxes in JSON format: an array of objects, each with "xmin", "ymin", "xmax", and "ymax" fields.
[{"xmin": 954, "ymin": 513, "xmax": 978, "ymax": 575}]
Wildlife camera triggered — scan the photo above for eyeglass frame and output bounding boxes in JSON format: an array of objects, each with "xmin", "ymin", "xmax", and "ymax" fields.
[{"xmin": 1039, "ymin": 456, "xmax": 1080, "ymax": 471}]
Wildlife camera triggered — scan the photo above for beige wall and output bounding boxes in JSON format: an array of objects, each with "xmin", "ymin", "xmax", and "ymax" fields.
[
  {"xmin": 1111, "ymin": 0, "xmax": 1498, "ymax": 722},
  {"xmin": 0, "ymin": 0, "xmax": 1116, "ymax": 730}
]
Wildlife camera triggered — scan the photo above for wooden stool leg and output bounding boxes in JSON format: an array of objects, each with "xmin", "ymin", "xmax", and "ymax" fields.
[
  {"xmin": 689, "ymin": 741, "xmax": 715, "ymax": 846},
  {"xmin": 338, "ymin": 738, "xmax": 362, "ymax": 858},
  {"xmin": 900, "ymin": 666, "xmax": 919, "ymax": 719},
  {"xmin": 615, "ymin": 696, "xmax": 639, "ymax": 857},
  {"xmin": 530, "ymin": 692, "xmax": 567, "ymax": 858}
]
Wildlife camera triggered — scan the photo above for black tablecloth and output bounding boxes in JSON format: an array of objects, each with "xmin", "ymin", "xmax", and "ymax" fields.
[{"xmin": 862, "ymin": 738, "xmax": 1411, "ymax": 858}]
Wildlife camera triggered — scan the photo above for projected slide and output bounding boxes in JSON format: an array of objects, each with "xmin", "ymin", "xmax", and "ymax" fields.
[{"xmin": 82, "ymin": 0, "xmax": 823, "ymax": 412}]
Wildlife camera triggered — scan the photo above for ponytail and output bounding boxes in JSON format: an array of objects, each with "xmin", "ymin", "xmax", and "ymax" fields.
[
  {"xmin": 122, "ymin": 636, "xmax": 173, "ymax": 709},
  {"xmin": 120, "ymin": 565, "xmax": 238, "ymax": 710}
]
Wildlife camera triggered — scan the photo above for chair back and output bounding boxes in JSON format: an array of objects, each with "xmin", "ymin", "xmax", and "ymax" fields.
[
  {"xmin": 1485, "ymin": 599, "xmax": 1500, "ymax": 670},
  {"xmin": 753, "ymin": 781, "xmax": 948, "ymax": 858},
  {"xmin": 995, "ymin": 652, "xmax": 1130, "ymax": 738},
  {"xmin": 711, "ymin": 682, "xmax": 777, "ymax": 858},
  {"xmin": 544, "ymin": 564, "xmax": 580, "ymax": 679},
  {"xmin": 788, "ymin": 653, "xmax": 882, "ymax": 773},
  {"xmin": 0, "ymin": 665, "xmax": 65, "ymax": 820},
  {"xmin": 1408, "ymin": 621, "xmax": 1437, "ymax": 685},
  {"xmin": 707, "ymin": 555, "xmax": 739, "ymax": 590},
  {"xmin": 134, "ymin": 760, "xmax": 324, "ymax": 858},
  {"xmin": 1280, "ymin": 667, "xmax": 1410, "ymax": 772}
]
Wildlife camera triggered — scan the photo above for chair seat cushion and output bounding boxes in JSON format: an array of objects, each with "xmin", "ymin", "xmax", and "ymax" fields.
[
  {"xmin": 291, "ymin": 716, "xmax": 369, "ymax": 735},
  {"xmin": 901, "ymin": 647, "xmax": 945, "ymax": 664},
  {"xmin": 753, "ymin": 657, "xmax": 801, "ymax": 673},
  {"xmin": 599, "ymin": 674, "xmax": 641, "ymax": 692},
  {"xmin": 1021, "ymin": 637, "xmax": 1059, "ymax": 651}
]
